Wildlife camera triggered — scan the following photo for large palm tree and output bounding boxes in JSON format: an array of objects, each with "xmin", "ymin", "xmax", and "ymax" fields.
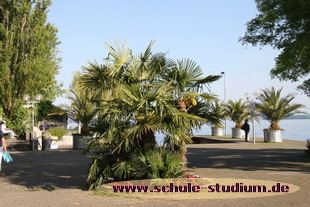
[
  {"xmin": 80, "ymin": 41, "xmax": 216, "ymax": 188},
  {"xmin": 255, "ymin": 87, "xmax": 306, "ymax": 130}
]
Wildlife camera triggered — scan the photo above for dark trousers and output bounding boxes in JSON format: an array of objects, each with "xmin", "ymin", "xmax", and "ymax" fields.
[{"xmin": 245, "ymin": 131, "xmax": 249, "ymax": 142}]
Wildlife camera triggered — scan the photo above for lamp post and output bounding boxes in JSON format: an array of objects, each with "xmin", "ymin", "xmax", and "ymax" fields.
[
  {"xmin": 221, "ymin": 72, "xmax": 227, "ymax": 135},
  {"xmin": 245, "ymin": 93, "xmax": 258, "ymax": 144},
  {"xmin": 23, "ymin": 94, "xmax": 42, "ymax": 151}
]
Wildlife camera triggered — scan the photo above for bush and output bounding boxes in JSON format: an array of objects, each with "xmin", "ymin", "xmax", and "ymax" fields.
[
  {"xmin": 9, "ymin": 101, "xmax": 29, "ymax": 135},
  {"xmin": 132, "ymin": 148, "xmax": 184, "ymax": 179},
  {"xmin": 47, "ymin": 127, "xmax": 67, "ymax": 140},
  {"xmin": 87, "ymin": 148, "xmax": 184, "ymax": 190}
]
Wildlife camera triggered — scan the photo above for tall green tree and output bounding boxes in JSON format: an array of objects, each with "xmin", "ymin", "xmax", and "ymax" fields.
[
  {"xmin": 0, "ymin": 0, "xmax": 61, "ymax": 118},
  {"xmin": 240, "ymin": 0, "xmax": 310, "ymax": 96}
]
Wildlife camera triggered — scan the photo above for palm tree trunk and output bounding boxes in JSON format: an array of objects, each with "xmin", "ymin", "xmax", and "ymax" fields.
[
  {"xmin": 178, "ymin": 98, "xmax": 187, "ymax": 112},
  {"xmin": 181, "ymin": 148, "xmax": 187, "ymax": 168},
  {"xmin": 140, "ymin": 129, "xmax": 156, "ymax": 149},
  {"xmin": 177, "ymin": 99, "xmax": 189, "ymax": 169}
]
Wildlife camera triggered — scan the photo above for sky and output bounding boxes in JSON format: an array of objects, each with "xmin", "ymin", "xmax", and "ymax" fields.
[{"xmin": 48, "ymin": 0, "xmax": 310, "ymax": 112}]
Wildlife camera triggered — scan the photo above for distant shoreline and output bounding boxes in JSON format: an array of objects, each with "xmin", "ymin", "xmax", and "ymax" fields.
[{"xmin": 284, "ymin": 115, "xmax": 310, "ymax": 120}]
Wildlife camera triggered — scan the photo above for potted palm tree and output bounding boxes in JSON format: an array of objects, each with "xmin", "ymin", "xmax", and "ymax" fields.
[
  {"xmin": 68, "ymin": 72, "xmax": 97, "ymax": 149},
  {"xmin": 225, "ymin": 99, "xmax": 250, "ymax": 138},
  {"xmin": 210, "ymin": 101, "xmax": 227, "ymax": 136},
  {"xmin": 255, "ymin": 87, "xmax": 306, "ymax": 142},
  {"xmin": 198, "ymin": 101, "xmax": 225, "ymax": 136}
]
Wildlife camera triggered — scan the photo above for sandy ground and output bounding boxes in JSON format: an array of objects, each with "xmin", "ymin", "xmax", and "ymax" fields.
[{"xmin": 0, "ymin": 137, "xmax": 309, "ymax": 207}]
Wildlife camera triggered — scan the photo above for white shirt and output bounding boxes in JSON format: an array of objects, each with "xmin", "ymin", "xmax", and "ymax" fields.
[{"xmin": 1, "ymin": 124, "xmax": 7, "ymax": 133}]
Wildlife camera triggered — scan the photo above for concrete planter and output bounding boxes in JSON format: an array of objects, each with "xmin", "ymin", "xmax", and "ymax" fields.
[
  {"xmin": 211, "ymin": 127, "xmax": 224, "ymax": 136},
  {"xmin": 231, "ymin": 128, "xmax": 245, "ymax": 139},
  {"xmin": 56, "ymin": 135, "xmax": 73, "ymax": 147},
  {"xmin": 73, "ymin": 134, "xmax": 93, "ymax": 150},
  {"xmin": 263, "ymin": 130, "xmax": 282, "ymax": 142}
]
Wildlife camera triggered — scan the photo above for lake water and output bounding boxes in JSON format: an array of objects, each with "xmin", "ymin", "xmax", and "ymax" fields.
[
  {"xmin": 194, "ymin": 119, "xmax": 310, "ymax": 141},
  {"xmin": 156, "ymin": 119, "xmax": 310, "ymax": 145},
  {"xmin": 68, "ymin": 118, "xmax": 310, "ymax": 144}
]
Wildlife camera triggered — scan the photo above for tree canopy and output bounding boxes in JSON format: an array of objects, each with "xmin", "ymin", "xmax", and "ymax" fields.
[
  {"xmin": 0, "ymin": 0, "xmax": 62, "ymax": 118},
  {"xmin": 240, "ymin": 0, "xmax": 310, "ymax": 96},
  {"xmin": 255, "ymin": 87, "xmax": 306, "ymax": 129},
  {"xmin": 77, "ymin": 41, "xmax": 220, "ymax": 188}
]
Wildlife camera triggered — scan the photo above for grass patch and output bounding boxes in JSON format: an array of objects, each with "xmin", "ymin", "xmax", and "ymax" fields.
[{"xmin": 47, "ymin": 128, "xmax": 67, "ymax": 140}]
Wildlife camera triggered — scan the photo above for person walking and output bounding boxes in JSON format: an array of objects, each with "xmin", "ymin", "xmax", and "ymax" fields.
[
  {"xmin": 0, "ymin": 129, "xmax": 8, "ymax": 171},
  {"xmin": 241, "ymin": 119, "xmax": 250, "ymax": 142}
]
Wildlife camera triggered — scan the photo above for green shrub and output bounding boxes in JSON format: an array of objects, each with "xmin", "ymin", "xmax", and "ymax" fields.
[
  {"xmin": 9, "ymin": 101, "xmax": 29, "ymax": 135},
  {"xmin": 133, "ymin": 148, "xmax": 184, "ymax": 179},
  {"xmin": 47, "ymin": 127, "xmax": 67, "ymax": 140},
  {"xmin": 87, "ymin": 148, "xmax": 184, "ymax": 190}
]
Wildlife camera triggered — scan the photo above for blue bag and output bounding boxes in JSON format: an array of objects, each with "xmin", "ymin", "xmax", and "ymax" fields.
[{"xmin": 2, "ymin": 152, "xmax": 13, "ymax": 163}]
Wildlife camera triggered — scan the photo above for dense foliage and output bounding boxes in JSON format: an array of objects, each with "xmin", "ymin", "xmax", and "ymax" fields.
[
  {"xmin": 7, "ymin": 101, "xmax": 29, "ymax": 135},
  {"xmin": 0, "ymin": 0, "xmax": 62, "ymax": 119},
  {"xmin": 67, "ymin": 72, "xmax": 97, "ymax": 134},
  {"xmin": 255, "ymin": 87, "xmax": 306, "ymax": 129},
  {"xmin": 197, "ymin": 101, "xmax": 226, "ymax": 128},
  {"xmin": 225, "ymin": 99, "xmax": 250, "ymax": 128},
  {"xmin": 47, "ymin": 127, "xmax": 67, "ymax": 140},
  {"xmin": 76, "ymin": 41, "xmax": 220, "ymax": 189},
  {"xmin": 240, "ymin": 0, "xmax": 310, "ymax": 96}
]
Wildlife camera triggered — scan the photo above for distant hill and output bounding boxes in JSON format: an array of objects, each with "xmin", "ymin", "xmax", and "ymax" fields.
[{"xmin": 285, "ymin": 114, "xmax": 310, "ymax": 120}]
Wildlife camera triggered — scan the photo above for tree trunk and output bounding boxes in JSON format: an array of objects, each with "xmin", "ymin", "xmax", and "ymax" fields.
[
  {"xmin": 140, "ymin": 129, "xmax": 156, "ymax": 149},
  {"xmin": 180, "ymin": 149, "xmax": 187, "ymax": 168}
]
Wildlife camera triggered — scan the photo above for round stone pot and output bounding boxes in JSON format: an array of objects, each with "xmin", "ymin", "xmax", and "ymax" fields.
[
  {"xmin": 211, "ymin": 127, "xmax": 224, "ymax": 136},
  {"xmin": 231, "ymin": 128, "xmax": 245, "ymax": 138},
  {"xmin": 264, "ymin": 130, "xmax": 282, "ymax": 142}
]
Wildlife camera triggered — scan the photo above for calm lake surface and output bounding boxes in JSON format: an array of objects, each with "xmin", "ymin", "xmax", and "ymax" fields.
[
  {"xmin": 69, "ymin": 118, "xmax": 309, "ymax": 144},
  {"xmin": 156, "ymin": 119, "xmax": 310, "ymax": 145}
]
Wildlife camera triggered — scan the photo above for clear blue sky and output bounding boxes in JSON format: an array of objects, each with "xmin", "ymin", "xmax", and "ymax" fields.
[{"xmin": 48, "ymin": 0, "xmax": 310, "ymax": 111}]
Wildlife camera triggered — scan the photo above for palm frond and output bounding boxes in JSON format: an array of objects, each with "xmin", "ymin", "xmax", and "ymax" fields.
[{"xmin": 256, "ymin": 87, "xmax": 306, "ymax": 129}]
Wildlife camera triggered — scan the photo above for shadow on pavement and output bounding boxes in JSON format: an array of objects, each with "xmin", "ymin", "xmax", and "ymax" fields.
[
  {"xmin": 0, "ymin": 150, "xmax": 91, "ymax": 191},
  {"xmin": 187, "ymin": 147, "xmax": 310, "ymax": 173},
  {"xmin": 1, "ymin": 147, "xmax": 309, "ymax": 192}
]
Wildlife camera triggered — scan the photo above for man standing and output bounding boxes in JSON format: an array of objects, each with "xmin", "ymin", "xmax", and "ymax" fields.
[{"xmin": 241, "ymin": 119, "xmax": 250, "ymax": 142}]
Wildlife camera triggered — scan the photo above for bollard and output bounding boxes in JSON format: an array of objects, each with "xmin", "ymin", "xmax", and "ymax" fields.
[{"xmin": 42, "ymin": 131, "xmax": 51, "ymax": 151}]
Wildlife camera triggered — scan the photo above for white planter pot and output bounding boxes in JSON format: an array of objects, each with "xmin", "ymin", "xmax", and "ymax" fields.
[
  {"xmin": 264, "ymin": 130, "xmax": 282, "ymax": 142},
  {"xmin": 231, "ymin": 128, "xmax": 245, "ymax": 138},
  {"xmin": 73, "ymin": 134, "xmax": 93, "ymax": 150},
  {"xmin": 211, "ymin": 127, "xmax": 224, "ymax": 136}
]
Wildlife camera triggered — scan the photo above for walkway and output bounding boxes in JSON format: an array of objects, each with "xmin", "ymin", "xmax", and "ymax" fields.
[{"xmin": 0, "ymin": 138, "xmax": 309, "ymax": 206}]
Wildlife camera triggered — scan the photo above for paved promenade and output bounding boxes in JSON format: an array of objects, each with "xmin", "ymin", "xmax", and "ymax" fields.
[{"xmin": 0, "ymin": 137, "xmax": 309, "ymax": 206}]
